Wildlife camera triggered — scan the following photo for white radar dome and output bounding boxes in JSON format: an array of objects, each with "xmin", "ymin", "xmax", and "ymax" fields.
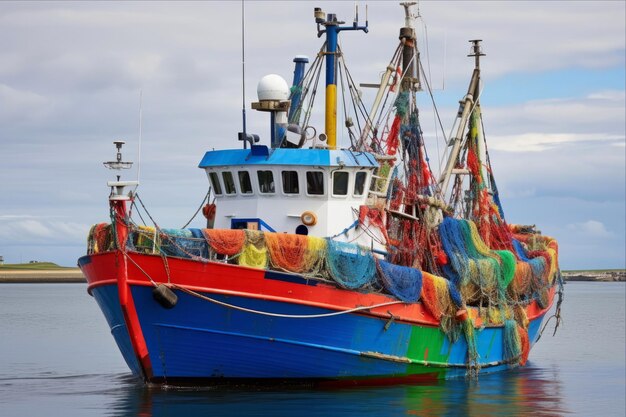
[{"xmin": 257, "ymin": 74, "xmax": 290, "ymax": 101}]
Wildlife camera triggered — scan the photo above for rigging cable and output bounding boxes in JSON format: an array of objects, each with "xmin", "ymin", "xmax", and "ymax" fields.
[{"xmin": 181, "ymin": 187, "xmax": 212, "ymax": 229}]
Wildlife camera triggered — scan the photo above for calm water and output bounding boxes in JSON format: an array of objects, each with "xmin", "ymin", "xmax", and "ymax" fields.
[{"xmin": 1, "ymin": 282, "xmax": 624, "ymax": 417}]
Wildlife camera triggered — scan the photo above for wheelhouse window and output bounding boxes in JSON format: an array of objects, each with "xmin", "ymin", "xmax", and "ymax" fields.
[
  {"xmin": 209, "ymin": 172, "xmax": 222, "ymax": 195},
  {"xmin": 306, "ymin": 171, "xmax": 324, "ymax": 195},
  {"xmin": 222, "ymin": 171, "xmax": 236, "ymax": 195},
  {"xmin": 332, "ymin": 171, "xmax": 349, "ymax": 196},
  {"xmin": 282, "ymin": 171, "xmax": 299, "ymax": 194},
  {"xmin": 354, "ymin": 171, "xmax": 367, "ymax": 196},
  {"xmin": 257, "ymin": 170, "xmax": 275, "ymax": 194},
  {"xmin": 238, "ymin": 171, "xmax": 253, "ymax": 194}
]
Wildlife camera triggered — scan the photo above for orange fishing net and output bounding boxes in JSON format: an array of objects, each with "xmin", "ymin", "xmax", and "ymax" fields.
[
  {"xmin": 202, "ymin": 229, "xmax": 245, "ymax": 256},
  {"xmin": 264, "ymin": 233, "xmax": 309, "ymax": 273},
  {"xmin": 511, "ymin": 261, "xmax": 532, "ymax": 296},
  {"xmin": 421, "ymin": 272, "xmax": 456, "ymax": 320},
  {"xmin": 518, "ymin": 325, "xmax": 530, "ymax": 366},
  {"xmin": 93, "ymin": 223, "xmax": 113, "ymax": 253}
]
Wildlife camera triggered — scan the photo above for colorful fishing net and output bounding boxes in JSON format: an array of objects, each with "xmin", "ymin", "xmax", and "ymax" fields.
[
  {"xmin": 238, "ymin": 244, "xmax": 268, "ymax": 269},
  {"xmin": 131, "ymin": 225, "xmax": 157, "ymax": 253},
  {"xmin": 326, "ymin": 239, "xmax": 376, "ymax": 289},
  {"xmin": 87, "ymin": 223, "xmax": 113, "ymax": 254},
  {"xmin": 518, "ymin": 325, "xmax": 530, "ymax": 366},
  {"xmin": 463, "ymin": 318, "xmax": 479, "ymax": 373},
  {"xmin": 265, "ymin": 233, "xmax": 325, "ymax": 274},
  {"xmin": 202, "ymin": 229, "xmax": 245, "ymax": 256},
  {"xmin": 376, "ymin": 260, "xmax": 422, "ymax": 303},
  {"xmin": 438, "ymin": 217, "xmax": 510, "ymax": 303},
  {"xmin": 238, "ymin": 230, "xmax": 268, "ymax": 269},
  {"xmin": 511, "ymin": 239, "xmax": 550, "ymax": 296},
  {"xmin": 421, "ymin": 272, "xmax": 457, "ymax": 320},
  {"xmin": 503, "ymin": 319, "xmax": 521, "ymax": 363},
  {"xmin": 158, "ymin": 228, "xmax": 208, "ymax": 258}
]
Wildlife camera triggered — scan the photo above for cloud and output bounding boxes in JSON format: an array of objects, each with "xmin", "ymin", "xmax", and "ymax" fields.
[
  {"xmin": 587, "ymin": 91, "xmax": 626, "ymax": 101},
  {"xmin": 567, "ymin": 220, "xmax": 614, "ymax": 238},
  {"xmin": 479, "ymin": 89, "xmax": 625, "ymax": 152},
  {"xmin": 489, "ymin": 132, "xmax": 624, "ymax": 152},
  {"xmin": 0, "ymin": 1, "xmax": 623, "ymax": 269},
  {"xmin": 0, "ymin": 84, "xmax": 52, "ymax": 125},
  {"xmin": 0, "ymin": 216, "xmax": 89, "ymax": 244}
]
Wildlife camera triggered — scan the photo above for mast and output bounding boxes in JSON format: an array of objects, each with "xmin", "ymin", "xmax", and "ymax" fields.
[
  {"xmin": 314, "ymin": 7, "xmax": 368, "ymax": 149},
  {"xmin": 399, "ymin": 2, "xmax": 420, "ymax": 92},
  {"xmin": 438, "ymin": 40, "xmax": 484, "ymax": 198},
  {"xmin": 355, "ymin": 2, "xmax": 418, "ymax": 151}
]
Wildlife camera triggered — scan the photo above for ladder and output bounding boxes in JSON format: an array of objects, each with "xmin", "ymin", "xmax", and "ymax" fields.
[{"xmin": 368, "ymin": 154, "xmax": 397, "ymax": 200}]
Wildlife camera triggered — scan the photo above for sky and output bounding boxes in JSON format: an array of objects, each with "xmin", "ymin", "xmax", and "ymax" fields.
[{"xmin": 0, "ymin": 1, "xmax": 624, "ymax": 270}]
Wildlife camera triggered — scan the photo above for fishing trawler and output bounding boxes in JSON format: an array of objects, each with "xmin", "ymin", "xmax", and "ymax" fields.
[{"xmin": 79, "ymin": 4, "xmax": 562, "ymax": 385}]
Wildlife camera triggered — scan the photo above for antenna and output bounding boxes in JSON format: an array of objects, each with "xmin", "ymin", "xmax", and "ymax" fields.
[
  {"xmin": 136, "ymin": 90, "xmax": 143, "ymax": 191},
  {"xmin": 443, "ymin": 30, "xmax": 447, "ymax": 90},
  {"xmin": 241, "ymin": 0, "xmax": 248, "ymax": 149}
]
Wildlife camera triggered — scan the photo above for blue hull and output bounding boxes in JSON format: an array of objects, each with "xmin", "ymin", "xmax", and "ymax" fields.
[{"xmin": 91, "ymin": 284, "xmax": 545, "ymax": 383}]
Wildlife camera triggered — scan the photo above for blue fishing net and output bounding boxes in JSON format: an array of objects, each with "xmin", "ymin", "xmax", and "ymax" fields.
[
  {"xmin": 512, "ymin": 239, "xmax": 530, "ymax": 261},
  {"xmin": 326, "ymin": 239, "xmax": 376, "ymax": 289},
  {"xmin": 447, "ymin": 280, "xmax": 464, "ymax": 308},
  {"xmin": 503, "ymin": 319, "xmax": 521, "ymax": 362},
  {"xmin": 438, "ymin": 217, "xmax": 470, "ymax": 287},
  {"xmin": 377, "ymin": 260, "xmax": 423, "ymax": 303}
]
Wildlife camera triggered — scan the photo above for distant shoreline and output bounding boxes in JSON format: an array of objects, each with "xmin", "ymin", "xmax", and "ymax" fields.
[
  {"xmin": 0, "ymin": 267, "xmax": 624, "ymax": 283},
  {"xmin": 561, "ymin": 270, "xmax": 625, "ymax": 282},
  {"xmin": 0, "ymin": 269, "xmax": 85, "ymax": 283}
]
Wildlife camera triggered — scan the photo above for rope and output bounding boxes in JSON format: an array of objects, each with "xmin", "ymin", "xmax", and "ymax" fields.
[
  {"xmin": 536, "ymin": 270, "xmax": 565, "ymax": 341},
  {"xmin": 172, "ymin": 284, "xmax": 404, "ymax": 319},
  {"xmin": 120, "ymin": 249, "xmax": 158, "ymax": 286},
  {"xmin": 181, "ymin": 187, "xmax": 211, "ymax": 229}
]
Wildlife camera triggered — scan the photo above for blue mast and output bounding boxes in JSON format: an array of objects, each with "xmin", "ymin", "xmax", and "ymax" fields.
[{"xmin": 288, "ymin": 56, "xmax": 309, "ymax": 124}]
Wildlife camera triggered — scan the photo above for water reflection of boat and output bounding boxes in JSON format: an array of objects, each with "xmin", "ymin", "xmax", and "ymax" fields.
[
  {"xmin": 109, "ymin": 365, "xmax": 566, "ymax": 416},
  {"xmin": 80, "ymin": 3, "xmax": 562, "ymax": 386}
]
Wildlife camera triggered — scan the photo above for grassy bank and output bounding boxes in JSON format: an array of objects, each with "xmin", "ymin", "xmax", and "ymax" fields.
[{"xmin": 0, "ymin": 262, "xmax": 77, "ymax": 271}]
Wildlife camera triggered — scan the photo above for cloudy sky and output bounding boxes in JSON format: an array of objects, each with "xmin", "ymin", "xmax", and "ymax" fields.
[{"xmin": 0, "ymin": 1, "xmax": 624, "ymax": 270}]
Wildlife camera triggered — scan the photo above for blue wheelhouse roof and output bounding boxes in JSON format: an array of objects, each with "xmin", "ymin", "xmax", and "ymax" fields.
[{"xmin": 198, "ymin": 146, "xmax": 378, "ymax": 169}]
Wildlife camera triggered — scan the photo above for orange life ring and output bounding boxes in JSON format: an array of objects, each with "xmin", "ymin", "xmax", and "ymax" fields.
[{"xmin": 300, "ymin": 211, "xmax": 317, "ymax": 226}]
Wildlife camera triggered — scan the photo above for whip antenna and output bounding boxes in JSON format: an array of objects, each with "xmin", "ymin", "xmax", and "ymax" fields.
[
  {"xmin": 241, "ymin": 0, "xmax": 248, "ymax": 148},
  {"xmin": 135, "ymin": 89, "xmax": 143, "ymax": 192}
]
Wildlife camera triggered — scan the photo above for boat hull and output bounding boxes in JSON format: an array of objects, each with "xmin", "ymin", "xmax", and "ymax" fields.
[{"xmin": 80, "ymin": 251, "xmax": 552, "ymax": 385}]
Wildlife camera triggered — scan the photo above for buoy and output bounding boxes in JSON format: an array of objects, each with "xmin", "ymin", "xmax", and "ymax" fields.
[
  {"xmin": 152, "ymin": 284, "xmax": 178, "ymax": 309},
  {"xmin": 455, "ymin": 308, "xmax": 469, "ymax": 322},
  {"xmin": 202, "ymin": 203, "xmax": 216, "ymax": 221},
  {"xmin": 300, "ymin": 211, "xmax": 317, "ymax": 226}
]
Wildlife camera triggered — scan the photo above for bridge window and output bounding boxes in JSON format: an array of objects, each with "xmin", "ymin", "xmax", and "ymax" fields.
[
  {"xmin": 238, "ymin": 171, "xmax": 253, "ymax": 194},
  {"xmin": 222, "ymin": 171, "xmax": 236, "ymax": 195},
  {"xmin": 354, "ymin": 172, "xmax": 367, "ymax": 196},
  {"xmin": 306, "ymin": 171, "xmax": 324, "ymax": 195},
  {"xmin": 282, "ymin": 171, "xmax": 299, "ymax": 194},
  {"xmin": 332, "ymin": 171, "xmax": 349, "ymax": 196},
  {"xmin": 209, "ymin": 172, "xmax": 222, "ymax": 195},
  {"xmin": 257, "ymin": 170, "xmax": 275, "ymax": 194}
]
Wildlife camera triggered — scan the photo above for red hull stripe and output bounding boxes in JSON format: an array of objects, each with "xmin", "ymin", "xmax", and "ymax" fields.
[{"xmin": 82, "ymin": 251, "xmax": 555, "ymax": 331}]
